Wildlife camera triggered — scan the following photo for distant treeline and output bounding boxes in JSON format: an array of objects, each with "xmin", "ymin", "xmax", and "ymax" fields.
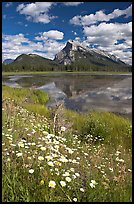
[{"xmin": 2, "ymin": 63, "xmax": 132, "ymax": 72}]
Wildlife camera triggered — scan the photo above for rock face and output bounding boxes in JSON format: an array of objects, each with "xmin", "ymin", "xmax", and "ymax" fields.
[
  {"xmin": 54, "ymin": 40, "xmax": 126, "ymax": 66},
  {"xmin": 54, "ymin": 40, "xmax": 76, "ymax": 65}
]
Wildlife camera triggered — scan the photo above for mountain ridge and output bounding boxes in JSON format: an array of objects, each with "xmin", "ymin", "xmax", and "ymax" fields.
[
  {"xmin": 2, "ymin": 40, "xmax": 131, "ymax": 72},
  {"xmin": 54, "ymin": 40, "xmax": 126, "ymax": 66}
]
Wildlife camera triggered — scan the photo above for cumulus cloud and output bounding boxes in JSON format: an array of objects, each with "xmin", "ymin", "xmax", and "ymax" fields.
[
  {"xmin": 16, "ymin": 2, "xmax": 57, "ymax": 24},
  {"xmin": 70, "ymin": 4, "xmax": 132, "ymax": 26},
  {"xmin": 2, "ymin": 33, "xmax": 65, "ymax": 61},
  {"xmin": 35, "ymin": 30, "xmax": 64, "ymax": 40},
  {"xmin": 82, "ymin": 22, "xmax": 132, "ymax": 64}
]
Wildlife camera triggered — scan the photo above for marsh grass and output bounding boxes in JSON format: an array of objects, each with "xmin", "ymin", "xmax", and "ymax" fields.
[
  {"xmin": 2, "ymin": 85, "xmax": 132, "ymax": 202},
  {"xmin": 65, "ymin": 109, "xmax": 132, "ymax": 150}
]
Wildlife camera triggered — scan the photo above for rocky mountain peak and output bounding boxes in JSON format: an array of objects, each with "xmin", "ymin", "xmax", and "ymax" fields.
[{"xmin": 54, "ymin": 39, "xmax": 126, "ymax": 66}]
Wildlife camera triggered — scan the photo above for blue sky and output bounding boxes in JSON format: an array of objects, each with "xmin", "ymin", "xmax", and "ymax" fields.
[{"xmin": 2, "ymin": 2, "xmax": 132, "ymax": 64}]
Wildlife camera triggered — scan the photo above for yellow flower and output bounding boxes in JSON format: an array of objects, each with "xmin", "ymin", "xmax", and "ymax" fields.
[
  {"xmin": 40, "ymin": 146, "xmax": 46, "ymax": 151},
  {"xmin": 54, "ymin": 161, "xmax": 61, "ymax": 166},
  {"xmin": 48, "ymin": 161, "xmax": 54, "ymax": 167},
  {"xmin": 40, "ymin": 180, "xmax": 44, "ymax": 185},
  {"xmin": 49, "ymin": 180, "xmax": 56, "ymax": 188},
  {"xmin": 18, "ymin": 142, "xmax": 24, "ymax": 148}
]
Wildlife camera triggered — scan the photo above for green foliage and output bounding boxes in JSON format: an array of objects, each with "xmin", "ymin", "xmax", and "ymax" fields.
[
  {"xmin": 2, "ymin": 85, "xmax": 50, "ymax": 116},
  {"xmin": 65, "ymin": 110, "xmax": 132, "ymax": 150},
  {"xmin": 2, "ymin": 86, "xmax": 132, "ymax": 202},
  {"xmin": 24, "ymin": 103, "xmax": 50, "ymax": 117},
  {"xmin": 2, "ymin": 52, "xmax": 131, "ymax": 72}
]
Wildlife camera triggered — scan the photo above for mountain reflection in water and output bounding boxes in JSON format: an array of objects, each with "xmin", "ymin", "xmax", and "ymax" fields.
[{"xmin": 2, "ymin": 73, "xmax": 132, "ymax": 119}]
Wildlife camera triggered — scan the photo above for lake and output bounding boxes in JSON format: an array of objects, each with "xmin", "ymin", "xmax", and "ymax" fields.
[{"xmin": 2, "ymin": 73, "xmax": 132, "ymax": 120}]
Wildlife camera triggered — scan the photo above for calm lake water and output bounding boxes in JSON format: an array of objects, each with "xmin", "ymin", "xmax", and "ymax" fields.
[{"xmin": 2, "ymin": 73, "xmax": 132, "ymax": 119}]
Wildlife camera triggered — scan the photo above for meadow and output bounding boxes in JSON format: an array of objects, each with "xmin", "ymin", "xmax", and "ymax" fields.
[{"xmin": 2, "ymin": 85, "xmax": 132, "ymax": 202}]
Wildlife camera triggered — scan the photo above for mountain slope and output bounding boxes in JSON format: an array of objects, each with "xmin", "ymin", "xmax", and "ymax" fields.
[
  {"xmin": 13, "ymin": 54, "xmax": 59, "ymax": 66},
  {"xmin": 54, "ymin": 40, "xmax": 127, "ymax": 67},
  {"xmin": 3, "ymin": 54, "xmax": 61, "ymax": 72}
]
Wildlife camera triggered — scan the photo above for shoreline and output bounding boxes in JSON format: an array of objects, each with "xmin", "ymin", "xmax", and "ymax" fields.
[{"xmin": 2, "ymin": 71, "xmax": 132, "ymax": 76}]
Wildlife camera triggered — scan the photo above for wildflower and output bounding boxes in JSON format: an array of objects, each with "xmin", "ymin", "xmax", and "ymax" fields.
[
  {"xmin": 45, "ymin": 155, "xmax": 53, "ymax": 161},
  {"xmin": 63, "ymin": 172, "xmax": 70, "ymax": 177},
  {"xmin": 90, "ymin": 183, "xmax": 95, "ymax": 188},
  {"xmin": 61, "ymin": 126, "xmax": 66, "ymax": 132},
  {"xmin": 80, "ymin": 188, "xmax": 85, "ymax": 192},
  {"xmin": 54, "ymin": 161, "xmax": 61, "ymax": 166},
  {"xmin": 43, "ymin": 131, "xmax": 49, "ymax": 135},
  {"xmin": 67, "ymin": 148, "xmax": 74, "ymax": 154},
  {"xmin": 7, "ymin": 158, "xmax": 11, "ymax": 162},
  {"xmin": 59, "ymin": 156, "xmax": 68, "ymax": 163},
  {"xmin": 65, "ymin": 177, "xmax": 71, "ymax": 182},
  {"xmin": 48, "ymin": 161, "xmax": 54, "ymax": 167},
  {"xmin": 90, "ymin": 180, "xmax": 98, "ymax": 188},
  {"xmin": 38, "ymin": 156, "xmax": 44, "ymax": 161},
  {"xmin": 18, "ymin": 142, "xmax": 24, "ymax": 148},
  {"xmin": 115, "ymin": 157, "xmax": 124, "ymax": 163},
  {"xmin": 54, "ymin": 145, "xmax": 59, "ymax": 150},
  {"xmin": 91, "ymin": 180, "xmax": 98, "ymax": 185},
  {"xmin": 60, "ymin": 181, "xmax": 66, "ymax": 187},
  {"xmin": 73, "ymin": 198, "xmax": 77, "ymax": 202},
  {"xmin": 16, "ymin": 152, "xmax": 23, "ymax": 157},
  {"xmin": 75, "ymin": 173, "xmax": 80, "ymax": 177},
  {"xmin": 109, "ymin": 167, "xmax": 113, "ymax": 172},
  {"xmin": 70, "ymin": 168, "xmax": 75, "ymax": 172},
  {"xmin": 49, "ymin": 180, "xmax": 56, "ymax": 188},
  {"xmin": 29, "ymin": 169, "xmax": 34, "ymax": 174},
  {"xmin": 72, "ymin": 174, "xmax": 76, "ymax": 179},
  {"xmin": 40, "ymin": 180, "xmax": 44, "ymax": 185},
  {"xmin": 72, "ymin": 159, "xmax": 77, "ymax": 163},
  {"xmin": 40, "ymin": 146, "xmax": 46, "ymax": 151}
]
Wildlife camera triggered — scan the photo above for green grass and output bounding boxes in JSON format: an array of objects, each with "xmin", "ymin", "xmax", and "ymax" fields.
[
  {"xmin": 64, "ymin": 110, "xmax": 132, "ymax": 150},
  {"xmin": 2, "ymin": 70, "xmax": 132, "ymax": 75},
  {"xmin": 2, "ymin": 86, "xmax": 132, "ymax": 202}
]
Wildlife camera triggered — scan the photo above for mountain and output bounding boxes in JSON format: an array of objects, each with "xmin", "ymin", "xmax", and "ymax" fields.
[
  {"xmin": 2, "ymin": 41, "xmax": 131, "ymax": 72},
  {"xmin": 54, "ymin": 40, "xmax": 127, "ymax": 68},
  {"xmin": 3, "ymin": 59, "xmax": 14, "ymax": 64},
  {"xmin": 13, "ymin": 53, "xmax": 58, "ymax": 66},
  {"xmin": 3, "ymin": 54, "xmax": 61, "ymax": 72}
]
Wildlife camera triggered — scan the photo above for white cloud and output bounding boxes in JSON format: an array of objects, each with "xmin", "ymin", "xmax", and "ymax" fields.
[
  {"xmin": 16, "ymin": 2, "xmax": 56, "ymax": 24},
  {"xmin": 70, "ymin": 4, "xmax": 132, "ymax": 26},
  {"xmin": 35, "ymin": 30, "xmax": 64, "ymax": 40},
  {"xmin": 2, "ymin": 33, "xmax": 65, "ymax": 61},
  {"xmin": 83, "ymin": 22, "xmax": 132, "ymax": 44},
  {"xmin": 82, "ymin": 22, "xmax": 132, "ymax": 65},
  {"xmin": 62, "ymin": 2, "xmax": 83, "ymax": 6}
]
